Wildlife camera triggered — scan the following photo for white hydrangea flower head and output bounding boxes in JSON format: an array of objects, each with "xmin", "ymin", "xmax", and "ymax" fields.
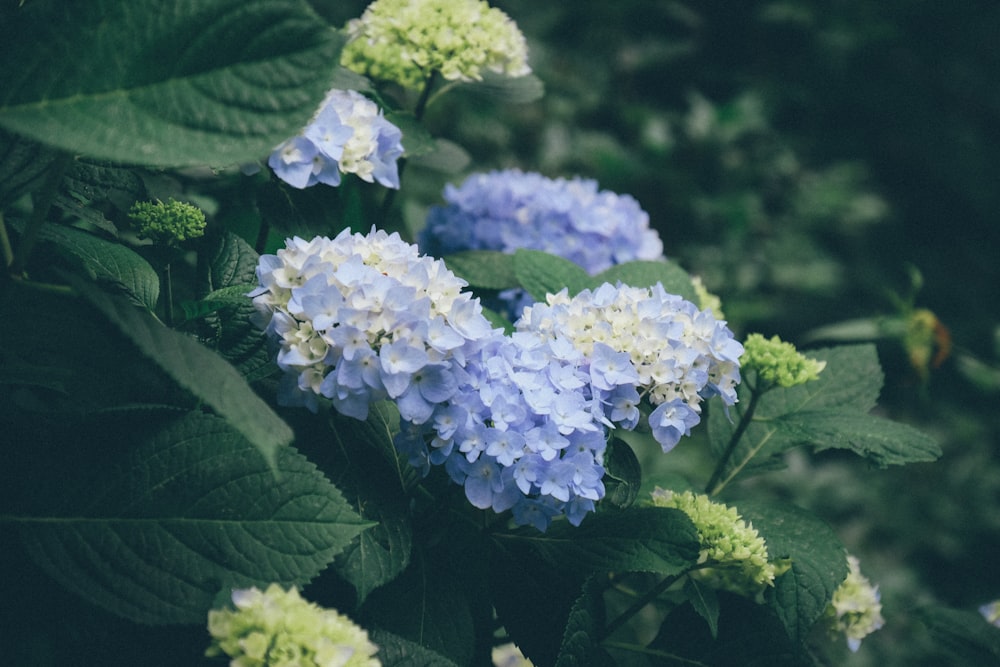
[
  {"xmin": 342, "ymin": 0, "xmax": 531, "ymax": 90},
  {"xmin": 206, "ymin": 584, "xmax": 380, "ymax": 667},
  {"xmin": 518, "ymin": 283, "xmax": 743, "ymax": 451},
  {"xmin": 824, "ymin": 555, "xmax": 885, "ymax": 652}
]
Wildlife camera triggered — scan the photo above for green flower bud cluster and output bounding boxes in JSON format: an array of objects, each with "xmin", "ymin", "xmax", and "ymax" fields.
[
  {"xmin": 341, "ymin": 0, "xmax": 531, "ymax": 90},
  {"xmin": 129, "ymin": 197, "xmax": 206, "ymax": 245},
  {"xmin": 823, "ymin": 555, "xmax": 884, "ymax": 652},
  {"xmin": 741, "ymin": 333, "xmax": 826, "ymax": 388},
  {"xmin": 651, "ymin": 488, "xmax": 778, "ymax": 594},
  {"xmin": 206, "ymin": 584, "xmax": 380, "ymax": 667}
]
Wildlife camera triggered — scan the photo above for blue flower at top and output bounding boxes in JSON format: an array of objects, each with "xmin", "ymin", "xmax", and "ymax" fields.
[
  {"xmin": 420, "ymin": 169, "xmax": 665, "ymax": 315},
  {"xmin": 267, "ymin": 89, "xmax": 404, "ymax": 190}
]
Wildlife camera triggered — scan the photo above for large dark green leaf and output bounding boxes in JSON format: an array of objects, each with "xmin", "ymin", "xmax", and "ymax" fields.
[
  {"xmin": 555, "ymin": 576, "xmax": 615, "ymax": 667},
  {"xmin": 10, "ymin": 412, "xmax": 370, "ymax": 624},
  {"xmin": 497, "ymin": 506, "xmax": 699, "ymax": 575},
  {"xmin": 0, "ymin": 0, "xmax": 343, "ymax": 167},
  {"xmin": 912, "ymin": 606, "xmax": 1000, "ymax": 666},
  {"xmin": 369, "ymin": 629, "xmax": 462, "ymax": 667},
  {"xmin": 738, "ymin": 501, "xmax": 848, "ymax": 643},
  {"xmin": 708, "ymin": 345, "xmax": 940, "ymax": 488},
  {"xmin": 73, "ymin": 278, "xmax": 292, "ymax": 468}
]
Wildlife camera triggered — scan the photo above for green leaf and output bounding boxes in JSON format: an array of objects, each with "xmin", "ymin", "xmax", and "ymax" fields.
[
  {"xmin": 555, "ymin": 576, "xmax": 615, "ymax": 667},
  {"xmin": 408, "ymin": 138, "xmax": 471, "ymax": 173},
  {"xmin": 0, "ymin": 0, "xmax": 343, "ymax": 167},
  {"xmin": 443, "ymin": 250, "xmax": 519, "ymax": 290},
  {"xmin": 738, "ymin": 501, "xmax": 848, "ymax": 642},
  {"xmin": 708, "ymin": 345, "xmax": 938, "ymax": 487},
  {"xmin": 20, "ymin": 221, "xmax": 160, "ymax": 311},
  {"xmin": 683, "ymin": 577, "xmax": 720, "ymax": 639},
  {"xmin": 73, "ymin": 278, "xmax": 292, "ymax": 469},
  {"xmin": 912, "ymin": 606, "xmax": 1000, "ymax": 665},
  {"xmin": 327, "ymin": 407, "xmax": 414, "ymax": 605},
  {"xmin": 362, "ymin": 555, "xmax": 475, "ymax": 666},
  {"xmin": 457, "ymin": 71, "xmax": 545, "ymax": 104},
  {"xmin": 513, "ymin": 249, "xmax": 591, "ymax": 302},
  {"xmin": 780, "ymin": 410, "xmax": 941, "ymax": 466},
  {"xmin": 603, "ymin": 437, "xmax": 642, "ymax": 509},
  {"xmin": 180, "ymin": 283, "xmax": 258, "ymax": 321},
  {"xmin": 369, "ymin": 629, "xmax": 462, "ymax": 667},
  {"xmin": 201, "ymin": 231, "xmax": 260, "ymax": 294},
  {"xmin": 498, "ymin": 506, "xmax": 699, "ymax": 575},
  {"xmin": 590, "ymin": 260, "xmax": 698, "ymax": 303},
  {"xmin": 0, "ymin": 127, "xmax": 58, "ymax": 207},
  {"xmin": 11, "ymin": 411, "xmax": 371, "ymax": 624},
  {"xmin": 385, "ymin": 111, "xmax": 437, "ymax": 159}
]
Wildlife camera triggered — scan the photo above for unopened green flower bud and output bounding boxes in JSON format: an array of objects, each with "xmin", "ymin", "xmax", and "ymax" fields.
[
  {"xmin": 691, "ymin": 275, "xmax": 724, "ymax": 320},
  {"xmin": 341, "ymin": 0, "xmax": 531, "ymax": 90},
  {"xmin": 129, "ymin": 197, "xmax": 206, "ymax": 245},
  {"xmin": 206, "ymin": 584, "xmax": 380, "ymax": 667},
  {"xmin": 651, "ymin": 488, "xmax": 778, "ymax": 594},
  {"xmin": 741, "ymin": 333, "xmax": 826, "ymax": 388},
  {"xmin": 823, "ymin": 555, "xmax": 885, "ymax": 652}
]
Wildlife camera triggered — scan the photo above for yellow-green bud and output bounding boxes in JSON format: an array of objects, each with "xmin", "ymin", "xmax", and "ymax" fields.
[
  {"xmin": 129, "ymin": 198, "xmax": 206, "ymax": 245},
  {"xmin": 206, "ymin": 584, "xmax": 380, "ymax": 667},
  {"xmin": 823, "ymin": 555, "xmax": 884, "ymax": 652},
  {"xmin": 341, "ymin": 0, "xmax": 531, "ymax": 90},
  {"xmin": 651, "ymin": 488, "xmax": 778, "ymax": 595},
  {"xmin": 741, "ymin": 333, "xmax": 826, "ymax": 388},
  {"xmin": 691, "ymin": 275, "xmax": 724, "ymax": 320}
]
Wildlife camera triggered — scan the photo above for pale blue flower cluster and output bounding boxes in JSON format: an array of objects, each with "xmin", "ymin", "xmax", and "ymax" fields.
[
  {"xmin": 251, "ymin": 232, "xmax": 742, "ymax": 530},
  {"xmin": 420, "ymin": 170, "xmax": 664, "ymax": 313},
  {"xmin": 519, "ymin": 283, "xmax": 744, "ymax": 453},
  {"xmin": 249, "ymin": 229, "xmax": 494, "ymax": 417},
  {"xmin": 268, "ymin": 89, "xmax": 404, "ymax": 190}
]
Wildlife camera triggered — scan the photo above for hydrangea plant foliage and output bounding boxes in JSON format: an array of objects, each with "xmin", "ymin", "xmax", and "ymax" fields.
[{"xmin": 1, "ymin": 1, "xmax": 996, "ymax": 666}]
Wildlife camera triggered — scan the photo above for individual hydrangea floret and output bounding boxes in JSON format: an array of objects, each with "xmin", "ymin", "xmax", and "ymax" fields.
[
  {"xmin": 421, "ymin": 169, "xmax": 663, "ymax": 277},
  {"xmin": 651, "ymin": 488, "xmax": 777, "ymax": 594},
  {"xmin": 518, "ymin": 283, "xmax": 743, "ymax": 452},
  {"xmin": 206, "ymin": 584, "xmax": 380, "ymax": 667},
  {"xmin": 341, "ymin": 0, "xmax": 530, "ymax": 90},
  {"xmin": 981, "ymin": 600, "xmax": 1000, "ymax": 627},
  {"xmin": 823, "ymin": 555, "xmax": 885, "ymax": 652},
  {"xmin": 129, "ymin": 198, "xmax": 206, "ymax": 245},
  {"xmin": 741, "ymin": 333, "xmax": 826, "ymax": 388},
  {"xmin": 269, "ymin": 89, "xmax": 404, "ymax": 190},
  {"xmin": 249, "ymin": 228, "xmax": 494, "ymax": 418}
]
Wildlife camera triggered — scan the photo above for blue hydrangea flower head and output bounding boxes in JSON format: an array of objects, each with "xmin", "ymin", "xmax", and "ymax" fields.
[
  {"xmin": 250, "ymin": 228, "xmax": 493, "ymax": 421},
  {"xmin": 518, "ymin": 282, "xmax": 743, "ymax": 452},
  {"xmin": 268, "ymin": 89, "xmax": 404, "ymax": 190},
  {"xmin": 422, "ymin": 169, "xmax": 664, "ymax": 274}
]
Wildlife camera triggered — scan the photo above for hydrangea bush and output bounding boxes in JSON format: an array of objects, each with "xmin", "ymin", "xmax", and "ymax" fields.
[{"xmin": 1, "ymin": 1, "xmax": 994, "ymax": 666}]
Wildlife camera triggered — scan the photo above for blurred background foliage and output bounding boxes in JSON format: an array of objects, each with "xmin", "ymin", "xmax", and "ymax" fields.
[{"xmin": 313, "ymin": 1, "xmax": 1000, "ymax": 664}]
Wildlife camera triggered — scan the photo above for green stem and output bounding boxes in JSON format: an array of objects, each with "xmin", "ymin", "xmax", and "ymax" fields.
[
  {"xmin": 599, "ymin": 572, "xmax": 683, "ymax": 640},
  {"xmin": 163, "ymin": 262, "xmax": 174, "ymax": 327},
  {"xmin": 704, "ymin": 384, "xmax": 764, "ymax": 496},
  {"xmin": 600, "ymin": 640, "xmax": 710, "ymax": 665},
  {"xmin": 7, "ymin": 153, "xmax": 72, "ymax": 277},
  {"xmin": 0, "ymin": 211, "xmax": 14, "ymax": 268}
]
